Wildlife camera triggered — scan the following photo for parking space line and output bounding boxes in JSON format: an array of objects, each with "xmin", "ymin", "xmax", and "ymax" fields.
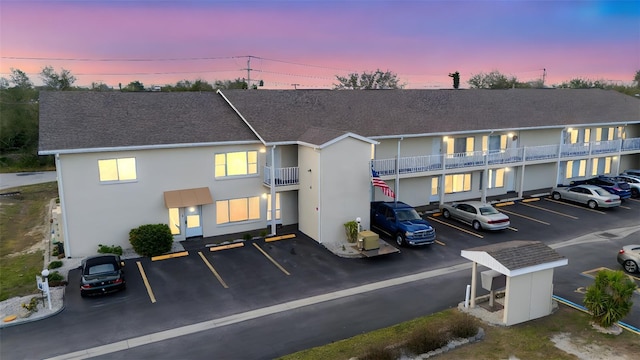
[
  {"xmin": 265, "ymin": 234, "xmax": 296, "ymax": 242},
  {"xmin": 209, "ymin": 242, "xmax": 244, "ymax": 252},
  {"xmin": 435, "ymin": 240, "xmax": 446, "ymax": 246},
  {"xmin": 619, "ymin": 205, "xmax": 632, "ymax": 210},
  {"xmin": 428, "ymin": 216, "xmax": 483, "ymax": 238},
  {"xmin": 544, "ymin": 198, "xmax": 605, "ymax": 214},
  {"xmin": 499, "ymin": 208, "xmax": 551, "ymax": 225},
  {"xmin": 519, "ymin": 201, "xmax": 579, "ymax": 219},
  {"xmin": 252, "ymin": 243, "xmax": 291, "ymax": 275},
  {"xmin": 136, "ymin": 261, "xmax": 156, "ymax": 303},
  {"xmin": 507, "ymin": 227, "xmax": 518, "ymax": 232},
  {"xmin": 198, "ymin": 252, "xmax": 228, "ymax": 288}
]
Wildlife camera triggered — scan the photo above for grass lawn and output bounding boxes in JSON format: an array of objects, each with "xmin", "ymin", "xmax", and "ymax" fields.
[
  {"xmin": 0, "ymin": 182, "xmax": 58, "ymax": 301},
  {"xmin": 279, "ymin": 306, "xmax": 639, "ymax": 360}
]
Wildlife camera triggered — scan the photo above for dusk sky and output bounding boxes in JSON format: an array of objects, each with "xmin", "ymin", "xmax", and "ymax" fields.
[{"xmin": 1, "ymin": 0, "xmax": 639, "ymax": 89}]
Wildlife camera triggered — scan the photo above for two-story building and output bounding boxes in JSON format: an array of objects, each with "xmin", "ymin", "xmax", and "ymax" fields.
[{"xmin": 38, "ymin": 89, "xmax": 640, "ymax": 257}]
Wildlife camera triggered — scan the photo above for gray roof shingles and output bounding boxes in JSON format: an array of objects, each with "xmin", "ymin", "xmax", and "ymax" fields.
[
  {"xmin": 39, "ymin": 89, "xmax": 640, "ymax": 152},
  {"xmin": 465, "ymin": 240, "xmax": 566, "ymax": 271}
]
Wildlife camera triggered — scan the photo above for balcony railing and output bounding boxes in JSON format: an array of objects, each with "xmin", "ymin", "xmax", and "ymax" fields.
[{"xmin": 264, "ymin": 166, "xmax": 299, "ymax": 187}]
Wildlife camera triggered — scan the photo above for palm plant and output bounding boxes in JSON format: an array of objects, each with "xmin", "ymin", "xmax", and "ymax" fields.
[{"xmin": 583, "ymin": 269, "xmax": 636, "ymax": 328}]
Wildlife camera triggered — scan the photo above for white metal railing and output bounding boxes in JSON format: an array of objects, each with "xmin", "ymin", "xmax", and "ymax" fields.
[
  {"xmin": 524, "ymin": 144, "xmax": 559, "ymax": 161},
  {"xmin": 622, "ymin": 137, "xmax": 640, "ymax": 151},
  {"xmin": 486, "ymin": 147, "xmax": 524, "ymax": 165},
  {"xmin": 264, "ymin": 166, "xmax": 299, "ymax": 187},
  {"xmin": 398, "ymin": 154, "xmax": 443, "ymax": 174},
  {"xmin": 590, "ymin": 139, "xmax": 620, "ymax": 154},
  {"xmin": 444, "ymin": 150, "xmax": 486, "ymax": 169},
  {"xmin": 560, "ymin": 142, "xmax": 590, "ymax": 157}
]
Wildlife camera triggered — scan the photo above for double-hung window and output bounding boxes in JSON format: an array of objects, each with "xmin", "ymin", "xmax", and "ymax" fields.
[
  {"xmin": 98, "ymin": 158, "xmax": 137, "ymax": 182},
  {"xmin": 215, "ymin": 151, "xmax": 258, "ymax": 177},
  {"xmin": 216, "ymin": 196, "xmax": 260, "ymax": 224},
  {"xmin": 444, "ymin": 173, "xmax": 471, "ymax": 193},
  {"xmin": 488, "ymin": 168, "xmax": 505, "ymax": 189}
]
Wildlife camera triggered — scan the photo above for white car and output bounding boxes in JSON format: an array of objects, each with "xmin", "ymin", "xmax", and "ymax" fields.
[
  {"xmin": 439, "ymin": 201, "xmax": 510, "ymax": 231},
  {"xmin": 551, "ymin": 184, "xmax": 621, "ymax": 209}
]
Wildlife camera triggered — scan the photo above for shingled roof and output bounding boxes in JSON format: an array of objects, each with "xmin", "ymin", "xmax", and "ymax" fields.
[
  {"xmin": 39, "ymin": 89, "xmax": 640, "ymax": 153},
  {"xmin": 460, "ymin": 240, "xmax": 568, "ymax": 277}
]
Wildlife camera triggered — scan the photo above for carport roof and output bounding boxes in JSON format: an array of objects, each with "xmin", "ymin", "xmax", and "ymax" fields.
[{"xmin": 461, "ymin": 240, "xmax": 568, "ymax": 277}]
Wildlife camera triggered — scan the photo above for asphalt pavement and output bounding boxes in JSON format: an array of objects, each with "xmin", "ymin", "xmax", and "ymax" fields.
[{"xmin": 0, "ymin": 171, "xmax": 57, "ymax": 190}]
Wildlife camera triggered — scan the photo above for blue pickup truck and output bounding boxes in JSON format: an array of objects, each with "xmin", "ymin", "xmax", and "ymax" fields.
[{"xmin": 370, "ymin": 201, "xmax": 437, "ymax": 247}]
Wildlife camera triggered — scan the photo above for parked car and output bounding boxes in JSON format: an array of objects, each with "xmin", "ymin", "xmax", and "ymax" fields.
[
  {"xmin": 551, "ymin": 184, "xmax": 621, "ymax": 209},
  {"xmin": 371, "ymin": 201, "xmax": 436, "ymax": 246},
  {"xmin": 622, "ymin": 169, "xmax": 640, "ymax": 177},
  {"xmin": 439, "ymin": 201, "xmax": 510, "ymax": 231},
  {"xmin": 612, "ymin": 174, "xmax": 640, "ymax": 198},
  {"xmin": 569, "ymin": 176, "xmax": 631, "ymax": 200},
  {"xmin": 80, "ymin": 254, "xmax": 126, "ymax": 297},
  {"xmin": 617, "ymin": 245, "xmax": 640, "ymax": 273}
]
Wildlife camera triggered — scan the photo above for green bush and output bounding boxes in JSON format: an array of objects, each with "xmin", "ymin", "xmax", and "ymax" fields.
[
  {"xmin": 243, "ymin": 233, "xmax": 253, "ymax": 241},
  {"xmin": 448, "ymin": 312, "xmax": 479, "ymax": 339},
  {"xmin": 98, "ymin": 244, "xmax": 123, "ymax": 256},
  {"xmin": 47, "ymin": 271, "xmax": 64, "ymax": 282},
  {"xmin": 129, "ymin": 224, "xmax": 173, "ymax": 257},
  {"xmin": 359, "ymin": 344, "xmax": 397, "ymax": 360},
  {"xmin": 48, "ymin": 260, "xmax": 63, "ymax": 269},
  {"xmin": 584, "ymin": 269, "xmax": 637, "ymax": 328},
  {"xmin": 404, "ymin": 326, "xmax": 449, "ymax": 355}
]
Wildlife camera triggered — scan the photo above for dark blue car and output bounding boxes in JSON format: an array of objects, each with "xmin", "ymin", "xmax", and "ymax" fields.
[{"xmin": 570, "ymin": 176, "xmax": 632, "ymax": 200}]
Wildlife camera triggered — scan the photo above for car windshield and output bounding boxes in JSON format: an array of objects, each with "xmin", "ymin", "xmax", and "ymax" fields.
[
  {"xmin": 396, "ymin": 209, "xmax": 421, "ymax": 221},
  {"xmin": 479, "ymin": 206, "xmax": 499, "ymax": 215},
  {"xmin": 87, "ymin": 262, "xmax": 117, "ymax": 275},
  {"xmin": 593, "ymin": 188, "xmax": 610, "ymax": 196}
]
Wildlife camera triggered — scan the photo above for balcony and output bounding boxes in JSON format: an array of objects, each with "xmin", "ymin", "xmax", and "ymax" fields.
[
  {"xmin": 263, "ymin": 166, "xmax": 299, "ymax": 188},
  {"xmin": 371, "ymin": 137, "xmax": 640, "ymax": 177}
]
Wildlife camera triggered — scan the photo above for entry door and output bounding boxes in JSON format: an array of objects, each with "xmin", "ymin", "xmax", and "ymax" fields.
[{"xmin": 185, "ymin": 206, "xmax": 203, "ymax": 238}]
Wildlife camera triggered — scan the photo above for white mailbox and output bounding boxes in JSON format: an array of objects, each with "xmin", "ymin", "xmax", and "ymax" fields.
[{"xmin": 481, "ymin": 269, "xmax": 506, "ymax": 291}]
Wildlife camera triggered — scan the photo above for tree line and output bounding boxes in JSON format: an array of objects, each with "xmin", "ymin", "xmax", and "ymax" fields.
[{"xmin": 1, "ymin": 66, "xmax": 639, "ymax": 171}]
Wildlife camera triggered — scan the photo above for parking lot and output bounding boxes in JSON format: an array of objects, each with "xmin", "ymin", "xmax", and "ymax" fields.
[{"xmin": 62, "ymin": 195, "xmax": 640, "ymax": 334}]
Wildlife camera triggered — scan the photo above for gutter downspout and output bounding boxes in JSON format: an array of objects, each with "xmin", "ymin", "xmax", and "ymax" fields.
[
  {"xmin": 55, "ymin": 154, "xmax": 72, "ymax": 258},
  {"xmin": 395, "ymin": 138, "xmax": 402, "ymax": 203},
  {"xmin": 270, "ymin": 146, "xmax": 277, "ymax": 236},
  {"xmin": 555, "ymin": 130, "xmax": 564, "ymax": 186}
]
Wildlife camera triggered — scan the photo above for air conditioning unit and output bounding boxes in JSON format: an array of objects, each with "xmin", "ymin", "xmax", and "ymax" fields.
[{"xmin": 357, "ymin": 230, "xmax": 379, "ymax": 251}]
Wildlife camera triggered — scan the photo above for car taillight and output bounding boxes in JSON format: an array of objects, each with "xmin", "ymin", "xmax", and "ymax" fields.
[
  {"xmin": 488, "ymin": 219, "xmax": 509, "ymax": 224},
  {"xmin": 81, "ymin": 284, "xmax": 93, "ymax": 289},
  {"xmin": 113, "ymin": 278, "xmax": 123, "ymax": 284},
  {"xmin": 605, "ymin": 199, "xmax": 612, "ymax": 203},
  {"xmin": 619, "ymin": 249, "xmax": 625, "ymax": 254}
]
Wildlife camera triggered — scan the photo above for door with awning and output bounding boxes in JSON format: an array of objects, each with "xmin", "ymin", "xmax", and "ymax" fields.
[{"xmin": 163, "ymin": 187, "xmax": 213, "ymax": 239}]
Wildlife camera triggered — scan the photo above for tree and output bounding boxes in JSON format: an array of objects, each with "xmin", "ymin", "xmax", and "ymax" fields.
[
  {"xmin": 10, "ymin": 68, "xmax": 33, "ymax": 89},
  {"xmin": 334, "ymin": 69, "xmax": 404, "ymax": 89},
  {"xmin": 122, "ymin": 81, "xmax": 145, "ymax": 92},
  {"xmin": 90, "ymin": 82, "xmax": 112, "ymax": 91},
  {"xmin": 634, "ymin": 70, "xmax": 640, "ymax": 88},
  {"xmin": 555, "ymin": 78, "xmax": 607, "ymax": 89},
  {"xmin": 448, "ymin": 71, "xmax": 460, "ymax": 89},
  {"xmin": 584, "ymin": 269, "xmax": 636, "ymax": 328},
  {"xmin": 467, "ymin": 70, "xmax": 526, "ymax": 89},
  {"xmin": 214, "ymin": 78, "xmax": 249, "ymax": 90},
  {"xmin": 40, "ymin": 66, "xmax": 76, "ymax": 90}
]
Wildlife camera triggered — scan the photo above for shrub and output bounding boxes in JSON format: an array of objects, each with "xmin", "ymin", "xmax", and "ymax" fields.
[
  {"xmin": 260, "ymin": 230, "xmax": 268, "ymax": 238},
  {"xmin": 448, "ymin": 312, "xmax": 479, "ymax": 339},
  {"xmin": 243, "ymin": 233, "xmax": 253, "ymax": 241},
  {"xmin": 359, "ymin": 344, "xmax": 397, "ymax": 360},
  {"xmin": 129, "ymin": 224, "xmax": 173, "ymax": 257},
  {"xmin": 47, "ymin": 271, "xmax": 64, "ymax": 282},
  {"xmin": 404, "ymin": 326, "xmax": 449, "ymax": 355},
  {"xmin": 22, "ymin": 297, "xmax": 39, "ymax": 313},
  {"xmin": 48, "ymin": 260, "xmax": 63, "ymax": 269},
  {"xmin": 584, "ymin": 269, "xmax": 636, "ymax": 328},
  {"xmin": 344, "ymin": 220, "xmax": 358, "ymax": 243},
  {"xmin": 98, "ymin": 244, "xmax": 123, "ymax": 256}
]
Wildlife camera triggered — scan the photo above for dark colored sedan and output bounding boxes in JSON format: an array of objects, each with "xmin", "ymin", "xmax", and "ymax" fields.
[
  {"xmin": 80, "ymin": 254, "xmax": 126, "ymax": 297},
  {"xmin": 570, "ymin": 176, "xmax": 632, "ymax": 200}
]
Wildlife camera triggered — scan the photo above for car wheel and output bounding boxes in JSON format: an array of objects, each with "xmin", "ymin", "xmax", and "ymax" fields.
[
  {"xmin": 632, "ymin": 188, "xmax": 639, "ymax": 198},
  {"xmin": 395, "ymin": 234, "xmax": 405, "ymax": 247},
  {"xmin": 623, "ymin": 260, "xmax": 638, "ymax": 273},
  {"xmin": 472, "ymin": 220, "xmax": 481, "ymax": 231},
  {"xmin": 442, "ymin": 209, "xmax": 451, "ymax": 219},
  {"xmin": 552, "ymin": 192, "xmax": 561, "ymax": 200},
  {"xmin": 587, "ymin": 200, "xmax": 597, "ymax": 209}
]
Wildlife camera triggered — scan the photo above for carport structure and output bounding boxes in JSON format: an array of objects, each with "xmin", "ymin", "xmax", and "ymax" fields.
[{"xmin": 461, "ymin": 240, "xmax": 568, "ymax": 326}]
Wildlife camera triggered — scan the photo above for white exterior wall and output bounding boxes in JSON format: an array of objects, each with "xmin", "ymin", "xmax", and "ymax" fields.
[
  {"xmin": 278, "ymin": 191, "xmax": 299, "ymax": 226},
  {"xmin": 522, "ymin": 163, "xmax": 557, "ymax": 190},
  {"xmin": 503, "ymin": 269, "xmax": 554, "ymax": 326},
  {"xmin": 58, "ymin": 143, "xmax": 278, "ymax": 257},
  {"xmin": 519, "ymin": 128, "xmax": 561, "ymax": 146},
  {"xmin": 393, "ymin": 177, "xmax": 431, "ymax": 206},
  {"xmin": 298, "ymin": 146, "xmax": 320, "ymax": 241}
]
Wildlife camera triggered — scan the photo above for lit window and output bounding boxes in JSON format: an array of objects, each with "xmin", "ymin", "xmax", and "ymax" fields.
[
  {"xmin": 566, "ymin": 160, "xmax": 586, "ymax": 179},
  {"xmin": 98, "ymin": 158, "xmax": 137, "ymax": 182},
  {"xmin": 216, "ymin": 196, "xmax": 260, "ymax": 224},
  {"xmin": 488, "ymin": 168, "xmax": 505, "ymax": 189},
  {"xmin": 215, "ymin": 151, "xmax": 258, "ymax": 177},
  {"xmin": 267, "ymin": 193, "xmax": 281, "ymax": 221},
  {"xmin": 444, "ymin": 173, "xmax": 471, "ymax": 193}
]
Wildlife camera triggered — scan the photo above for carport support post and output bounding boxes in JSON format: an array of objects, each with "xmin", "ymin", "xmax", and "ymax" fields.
[
  {"xmin": 470, "ymin": 261, "xmax": 477, "ymax": 308},
  {"xmin": 270, "ymin": 146, "xmax": 277, "ymax": 236}
]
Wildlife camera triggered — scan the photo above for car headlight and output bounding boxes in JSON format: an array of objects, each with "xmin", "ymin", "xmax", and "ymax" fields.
[{"xmin": 405, "ymin": 231, "xmax": 413, "ymax": 237}]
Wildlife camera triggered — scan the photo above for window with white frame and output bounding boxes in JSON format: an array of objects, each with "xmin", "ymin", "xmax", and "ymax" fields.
[
  {"xmin": 591, "ymin": 157, "xmax": 612, "ymax": 176},
  {"xmin": 488, "ymin": 168, "xmax": 505, "ymax": 189},
  {"xmin": 445, "ymin": 136, "xmax": 474, "ymax": 156},
  {"xmin": 98, "ymin": 158, "xmax": 137, "ymax": 182},
  {"xmin": 566, "ymin": 160, "xmax": 586, "ymax": 179},
  {"xmin": 215, "ymin": 151, "xmax": 258, "ymax": 177},
  {"xmin": 444, "ymin": 173, "xmax": 471, "ymax": 193},
  {"xmin": 267, "ymin": 193, "xmax": 281, "ymax": 221},
  {"xmin": 216, "ymin": 196, "xmax": 260, "ymax": 224},
  {"xmin": 482, "ymin": 135, "xmax": 507, "ymax": 153}
]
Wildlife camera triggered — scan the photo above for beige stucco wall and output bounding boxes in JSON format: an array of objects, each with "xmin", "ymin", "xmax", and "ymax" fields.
[{"xmin": 297, "ymin": 146, "xmax": 320, "ymax": 241}]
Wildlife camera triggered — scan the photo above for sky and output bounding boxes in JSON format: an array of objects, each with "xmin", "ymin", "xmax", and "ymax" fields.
[{"xmin": 1, "ymin": 0, "xmax": 639, "ymax": 90}]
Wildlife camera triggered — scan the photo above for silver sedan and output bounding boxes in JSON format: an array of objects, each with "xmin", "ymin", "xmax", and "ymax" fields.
[
  {"xmin": 617, "ymin": 245, "xmax": 640, "ymax": 273},
  {"xmin": 551, "ymin": 184, "xmax": 621, "ymax": 209},
  {"xmin": 439, "ymin": 201, "xmax": 510, "ymax": 231}
]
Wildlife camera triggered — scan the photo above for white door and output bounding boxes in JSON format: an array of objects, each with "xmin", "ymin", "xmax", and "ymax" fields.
[{"xmin": 185, "ymin": 206, "xmax": 203, "ymax": 238}]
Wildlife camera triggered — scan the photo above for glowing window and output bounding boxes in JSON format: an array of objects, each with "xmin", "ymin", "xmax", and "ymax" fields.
[
  {"xmin": 216, "ymin": 196, "xmax": 260, "ymax": 224},
  {"xmin": 444, "ymin": 173, "xmax": 471, "ymax": 193},
  {"xmin": 267, "ymin": 193, "xmax": 281, "ymax": 221},
  {"xmin": 215, "ymin": 151, "xmax": 258, "ymax": 177},
  {"xmin": 98, "ymin": 158, "xmax": 137, "ymax": 182},
  {"xmin": 488, "ymin": 168, "xmax": 505, "ymax": 189}
]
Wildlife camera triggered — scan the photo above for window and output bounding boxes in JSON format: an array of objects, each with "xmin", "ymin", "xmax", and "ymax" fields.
[
  {"xmin": 444, "ymin": 173, "xmax": 471, "ymax": 193},
  {"xmin": 267, "ymin": 193, "xmax": 281, "ymax": 221},
  {"xmin": 592, "ymin": 157, "xmax": 612, "ymax": 176},
  {"xmin": 215, "ymin": 151, "xmax": 258, "ymax": 177},
  {"xmin": 445, "ymin": 136, "xmax": 474, "ymax": 156},
  {"xmin": 488, "ymin": 168, "xmax": 505, "ymax": 189},
  {"xmin": 566, "ymin": 160, "xmax": 586, "ymax": 179},
  {"xmin": 483, "ymin": 135, "xmax": 507, "ymax": 154},
  {"xmin": 98, "ymin": 158, "xmax": 136, "ymax": 182},
  {"xmin": 216, "ymin": 196, "xmax": 260, "ymax": 224},
  {"xmin": 431, "ymin": 177, "xmax": 439, "ymax": 196}
]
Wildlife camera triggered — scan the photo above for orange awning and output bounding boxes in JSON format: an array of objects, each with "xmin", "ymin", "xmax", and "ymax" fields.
[{"xmin": 163, "ymin": 187, "xmax": 213, "ymax": 208}]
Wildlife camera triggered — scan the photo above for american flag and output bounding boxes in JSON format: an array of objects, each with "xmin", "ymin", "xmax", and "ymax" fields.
[{"xmin": 371, "ymin": 168, "xmax": 396, "ymax": 198}]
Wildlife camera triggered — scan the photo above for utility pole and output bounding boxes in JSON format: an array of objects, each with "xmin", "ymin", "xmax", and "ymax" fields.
[
  {"xmin": 242, "ymin": 56, "xmax": 253, "ymax": 89},
  {"xmin": 542, "ymin": 68, "xmax": 546, "ymax": 87},
  {"xmin": 292, "ymin": 84, "xmax": 299, "ymax": 90}
]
